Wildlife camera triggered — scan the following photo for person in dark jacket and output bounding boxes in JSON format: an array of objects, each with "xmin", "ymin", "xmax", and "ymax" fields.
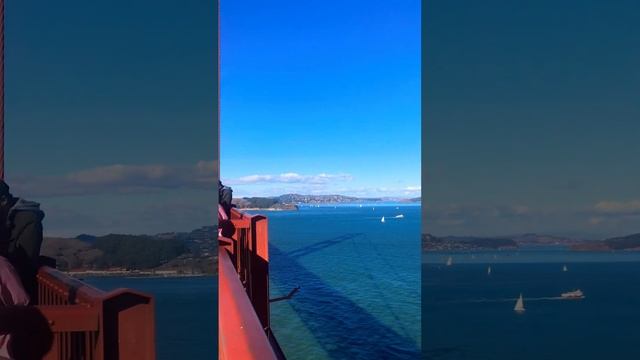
[
  {"xmin": 218, "ymin": 180, "xmax": 236, "ymax": 240},
  {"xmin": 218, "ymin": 180, "xmax": 233, "ymax": 217},
  {"xmin": 0, "ymin": 181, "xmax": 45, "ymax": 301}
]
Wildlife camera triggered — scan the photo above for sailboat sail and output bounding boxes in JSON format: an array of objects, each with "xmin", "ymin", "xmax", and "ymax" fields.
[
  {"xmin": 563, "ymin": 265, "xmax": 568, "ymax": 272},
  {"xmin": 380, "ymin": 216, "xmax": 385, "ymax": 223},
  {"xmin": 446, "ymin": 256, "xmax": 453, "ymax": 266},
  {"xmin": 487, "ymin": 266, "xmax": 492, "ymax": 275},
  {"xmin": 514, "ymin": 294, "xmax": 525, "ymax": 312}
]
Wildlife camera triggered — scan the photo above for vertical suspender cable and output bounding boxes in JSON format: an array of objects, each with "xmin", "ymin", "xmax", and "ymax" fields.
[
  {"xmin": 217, "ymin": 0, "xmax": 220, "ymax": 184},
  {"xmin": 0, "ymin": 0, "xmax": 5, "ymax": 180}
]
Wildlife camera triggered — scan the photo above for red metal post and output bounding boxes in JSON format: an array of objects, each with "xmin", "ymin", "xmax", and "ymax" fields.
[
  {"xmin": 36, "ymin": 267, "xmax": 156, "ymax": 360},
  {"xmin": 226, "ymin": 210, "xmax": 271, "ymax": 328},
  {"xmin": 250, "ymin": 215, "xmax": 270, "ymax": 329},
  {"xmin": 102, "ymin": 290, "xmax": 156, "ymax": 360}
]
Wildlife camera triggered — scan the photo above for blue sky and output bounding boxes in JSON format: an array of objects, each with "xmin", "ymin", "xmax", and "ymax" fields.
[
  {"xmin": 5, "ymin": 1, "xmax": 216, "ymax": 236},
  {"xmin": 220, "ymin": 0, "xmax": 421, "ymax": 198},
  {"xmin": 424, "ymin": 0, "xmax": 640, "ymax": 238}
]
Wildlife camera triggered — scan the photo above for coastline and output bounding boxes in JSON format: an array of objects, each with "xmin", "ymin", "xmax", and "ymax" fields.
[
  {"xmin": 65, "ymin": 270, "xmax": 215, "ymax": 278},
  {"xmin": 236, "ymin": 207, "xmax": 295, "ymax": 211}
]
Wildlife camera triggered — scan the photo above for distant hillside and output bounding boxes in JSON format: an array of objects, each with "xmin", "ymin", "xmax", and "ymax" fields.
[
  {"xmin": 233, "ymin": 197, "xmax": 299, "ymax": 210},
  {"xmin": 606, "ymin": 233, "xmax": 640, "ymax": 250},
  {"xmin": 75, "ymin": 234, "xmax": 97, "ymax": 243},
  {"xmin": 91, "ymin": 234, "xmax": 186, "ymax": 269},
  {"xmin": 41, "ymin": 237, "xmax": 103, "ymax": 270},
  {"xmin": 281, "ymin": 194, "xmax": 420, "ymax": 204},
  {"xmin": 422, "ymin": 233, "xmax": 517, "ymax": 251},
  {"xmin": 233, "ymin": 193, "xmax": 418, "ymax": 208},
  {"xmin": 278, "ymin": 194, "xmax": 380, "ymax": 204},
  {"xmin": 42, "ymin": 226, "xmax": 216, "ymax": 274},
  {"xmin": 571, "ymin": 233, "xmax": 640, "ymax": 251},
  {"xmin": 422, "ymin": 232, "xmax": 640, "ymax": 252},
  {"xmin": 511, "ymin": 233, "xmax": 582, "ymax": 246}
]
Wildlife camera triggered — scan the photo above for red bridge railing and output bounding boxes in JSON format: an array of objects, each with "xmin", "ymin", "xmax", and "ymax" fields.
[
  {"xmin": 219, "ymin": 208, "xmax": 285, "ymax": 360},
  {"xmin": 36, "ymin": 266, "xmax": 156, "ymax": 360}
]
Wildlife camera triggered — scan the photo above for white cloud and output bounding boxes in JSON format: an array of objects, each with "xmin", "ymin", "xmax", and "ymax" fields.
[
  {"xmin": 402, "ymin": 185, "xmax": 421, "ymax": 196},
  {"xmin": 8, "ymin": 160, "xmax": 218, "ymax": 198},
  {"xmin": 223, "ymin": 172, "xmax": 421, "ymax": 199},
  {"xmin": 227, "ymin": 172, "xmax": 353, "ymax": 185},
  {"xmin": 594, "ymin": 200, "xmax": 640, "ymax": 215}
]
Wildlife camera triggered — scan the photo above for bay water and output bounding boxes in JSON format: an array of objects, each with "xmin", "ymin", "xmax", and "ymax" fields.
[
  {"xmin": 423, "ymin": 249, "xmax": 640, "ymax": 359},
  {"xmin": 262, "ymin": 204, "xmax": 421, "ymax": 360}
]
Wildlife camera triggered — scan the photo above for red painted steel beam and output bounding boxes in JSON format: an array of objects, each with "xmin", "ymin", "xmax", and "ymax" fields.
[
  {"xmin": 231, "ymin": 208, "xmax": 252, "ymax": 228},
  {"xmin": 37, "ymin": 267, "xmax": 105, "ymax": 303},
  {"xmin": 219, "ymin": 247, "xmax": 278, "ymax": 360},
  {"xmin": 231, "ymin": 218, "xmax": 252, "ymax": 229},
  {"xmin": 36, "ymin": 305, "xmax": 100, "ymax": 332}
]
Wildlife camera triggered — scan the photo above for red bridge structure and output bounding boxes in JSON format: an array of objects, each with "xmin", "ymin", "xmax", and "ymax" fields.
[
  {"xmin": 219, "ymin": 208, "xmax": 286, "ymax": 359},
  {"xmin": 36, "ymin": 268, "xmax": 156, "ymax": 359}
]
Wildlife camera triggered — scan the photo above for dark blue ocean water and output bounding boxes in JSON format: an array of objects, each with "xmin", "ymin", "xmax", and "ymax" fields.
[
  {"xmin": 259, "ymin": 204, "xmax": 421, "ymax": 360},
  {"xmin": 85, "ymin": 276, "xmax": 217, "ymax": 360},
  {"xmin": 423, "ymin": 251, "xmax": 640, "ymax": 360}
]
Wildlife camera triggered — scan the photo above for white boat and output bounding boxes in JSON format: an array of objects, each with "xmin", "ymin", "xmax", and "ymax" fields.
[
  {"xmin": 380, "ymin": 216, "xmax": 385, "ymax": 223},
  {"xmin": 514, "ymin": 294, "xmax": 525, "ymax": 312},
  {"xmin": 487, "ymin": 266, "xmax": 492, "ymax": 275},
  {"xmin": 561, "ymin": 289, "xmax": 584, "ymax": 299},
  {"xmin": 394, "ymin": 214, "xmax": 404, "ymax": 219},
  {"xmin": 359, "ymin": 204, "xmax": 363, "ymax": 208},
  {"xmin": 562, "ymin": 265, "xmax": 568, "ymax": 272},
  {"xmin": 446, "ymin": 256, "xmax": 453, "ymax": 266}
]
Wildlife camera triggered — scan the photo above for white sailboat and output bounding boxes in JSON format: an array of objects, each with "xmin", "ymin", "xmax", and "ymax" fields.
[
  {"xmin": 380, "ymin": 216, "xmax": 385, "ymax": 223},
  {"xmin": 563, "ymin": 265, "xmax": 568, "ymax": 272},
  {"xmin": 446, "ymin": 256, "xmax": 453, "ymax": 266},
  {"xmin": 514, "ymin": 294, "xmax": 525, "ymax": 312},
  {"xmin": 487, "ymin": 266, "xmax": 492, "ymax": 275},
  {"xmin": 394, "ymin": 214, "xmax": 404, "ymax": 219}
]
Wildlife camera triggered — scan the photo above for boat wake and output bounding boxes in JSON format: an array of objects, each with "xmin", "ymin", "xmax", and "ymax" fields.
[{"xmin": 451, "ymin": 296, "xmax": 566, "ymax": 303}]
